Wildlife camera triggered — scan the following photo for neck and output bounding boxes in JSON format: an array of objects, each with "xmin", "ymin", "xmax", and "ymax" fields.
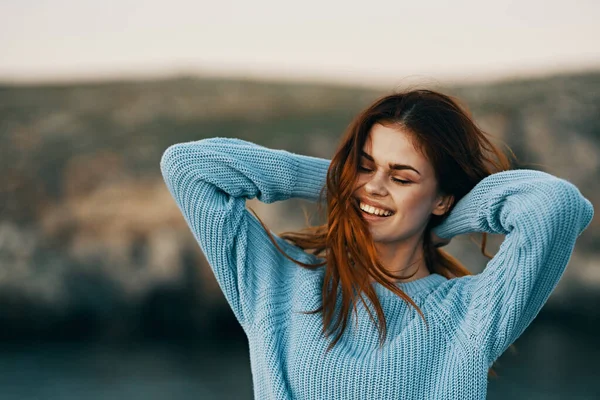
[{"xmin": 371, "ymin": 233, "xmax": 430, "ymax": 283}]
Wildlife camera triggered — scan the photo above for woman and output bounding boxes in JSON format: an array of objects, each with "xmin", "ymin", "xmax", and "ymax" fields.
[{"xmin": 160, "ymin": 89, "xmax": 594, "ymax": 400}]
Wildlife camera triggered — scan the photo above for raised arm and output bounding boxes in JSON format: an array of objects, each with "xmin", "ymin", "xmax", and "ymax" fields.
[
  {"xmin": 432, "ymin": 169, "xmax": 594, "ymax": 365},
  {"xmin": 159, "ymin": 137, "xmax": 330, "ymax": 330}
]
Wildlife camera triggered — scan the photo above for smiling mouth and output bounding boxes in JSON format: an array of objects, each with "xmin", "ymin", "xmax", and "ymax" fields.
[
  {"xmin": 358, "ymin": 201, "xmax": 395, "ymax": 218},
  {"xmin": 360, "ymin": 208, "xmax": 394, "ymax": 219}
]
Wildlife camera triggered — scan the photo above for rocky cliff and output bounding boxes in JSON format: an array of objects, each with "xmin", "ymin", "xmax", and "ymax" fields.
[{"xmin": 0, "ymin": 72, "xmax": 597, "ymax": 341}]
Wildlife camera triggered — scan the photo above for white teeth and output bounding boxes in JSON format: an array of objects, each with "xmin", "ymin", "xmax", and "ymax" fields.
[{"xmin": 359, "ymin": 202, "xmax": 393, "ymax": 217}]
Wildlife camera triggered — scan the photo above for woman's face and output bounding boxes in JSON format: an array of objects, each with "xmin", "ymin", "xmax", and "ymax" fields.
[{"xmin": 352, "ymin": 123, "xmax": 451, "ymax": 244}]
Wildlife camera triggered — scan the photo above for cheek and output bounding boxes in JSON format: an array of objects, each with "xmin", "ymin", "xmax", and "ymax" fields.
[
  {"xmin": 352, "ymin": 177, "xmax": 370, "ymax": 196},
  {"xmin": 395, "ymin": 190, "xmax": 434, "ymax": 218},
  {"xmin": 354, "ymin": 175, "xmax": 368, "ymax": 187}
]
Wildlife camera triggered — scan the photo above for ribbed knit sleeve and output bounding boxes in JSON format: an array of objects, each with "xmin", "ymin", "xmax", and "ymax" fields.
[
  {"xmin": 159, "ymin": 137, "xmax": 330, "ymax": 329},
  {"xmin": 432, "ymin": 169, "xmax": 594, "ymax": 366}
]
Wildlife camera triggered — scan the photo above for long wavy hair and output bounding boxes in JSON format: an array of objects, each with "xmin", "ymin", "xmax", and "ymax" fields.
[{"xmin": 249, "ymin": 88, "xmax": 515, "ymax": 378}]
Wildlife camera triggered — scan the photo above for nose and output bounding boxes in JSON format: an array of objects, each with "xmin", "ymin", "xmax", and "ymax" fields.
[{"xmin": 363, "ymin": 171, "xmax": 389, "ymax": 197}]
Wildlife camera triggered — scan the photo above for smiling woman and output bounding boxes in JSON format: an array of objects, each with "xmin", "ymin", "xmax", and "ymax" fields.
[{"xmin": 160, "ymin": 88, "xmax": 594, "ymax": 399}]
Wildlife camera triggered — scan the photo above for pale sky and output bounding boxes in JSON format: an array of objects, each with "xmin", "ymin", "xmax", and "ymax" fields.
[{"xmin": 1, "ymin": 0, "xmax": 599, "ymax": 87}]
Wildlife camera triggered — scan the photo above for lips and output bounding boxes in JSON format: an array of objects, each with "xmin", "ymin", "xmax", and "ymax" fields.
[
  {"xmin": 357, "ymin": 198, "xmax": 395, "ymax": 214},
  {"xmin": 360, "ymin": 208, "xmax": 393, "ymax": 220}
]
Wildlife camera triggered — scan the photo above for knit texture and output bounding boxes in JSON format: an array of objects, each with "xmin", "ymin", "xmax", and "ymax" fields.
[{"xmin": 160, "ymin": 137, "xmax": 594, "ymax": 400}]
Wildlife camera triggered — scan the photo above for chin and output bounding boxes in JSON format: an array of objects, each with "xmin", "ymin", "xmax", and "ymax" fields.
[
  {"xmin": 371, "ymin": 233, "xmax": 404, "ymax": 243},
  {"xmin": 371, "ymin": 227, "xmax": 418, "ymax": 242}
]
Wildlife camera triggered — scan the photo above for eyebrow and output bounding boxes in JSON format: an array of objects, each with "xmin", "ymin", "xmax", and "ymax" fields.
[{"xmin": 360, "ymin": 151, "xmax": 421, "ymax": 175}]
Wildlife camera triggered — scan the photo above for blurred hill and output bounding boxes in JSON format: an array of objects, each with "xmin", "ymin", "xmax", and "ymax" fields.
[{"xmin": 0, "ymin": 72, "xmax": 598, "ymax": 342}]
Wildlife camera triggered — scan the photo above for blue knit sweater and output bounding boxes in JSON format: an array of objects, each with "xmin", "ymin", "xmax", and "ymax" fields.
[{"xmin": 160, "ymin": 137, "xmax": 594, "ymax": 400}]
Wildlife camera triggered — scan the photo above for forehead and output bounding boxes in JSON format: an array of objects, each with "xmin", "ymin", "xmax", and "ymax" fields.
[{"xmin": 362, "ymin": 123, "xmax": 430, "ymax": 172}]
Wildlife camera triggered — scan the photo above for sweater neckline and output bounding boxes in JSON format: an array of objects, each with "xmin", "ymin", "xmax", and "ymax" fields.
[{"xmin": 371, "ymin": 273, "xmax": 447, "ymax": 298}]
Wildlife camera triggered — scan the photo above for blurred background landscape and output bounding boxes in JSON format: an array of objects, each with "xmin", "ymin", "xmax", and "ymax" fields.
[
  {"xmin": 1, "ymin": 1, "xmax": 599, "ymax": 399},
  {"xmin": 1, "ymin": 70, "xmax": 599, "ymax": 400}
]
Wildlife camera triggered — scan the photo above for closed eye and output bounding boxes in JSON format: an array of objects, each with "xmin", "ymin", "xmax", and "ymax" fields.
[{"xmin": 358, "ymin": 166, "xmax": 411, "ymax": 184}]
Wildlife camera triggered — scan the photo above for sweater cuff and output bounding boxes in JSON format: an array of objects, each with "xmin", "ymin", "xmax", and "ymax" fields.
[
  {"xmin": 289, "ymin": 152, "xmax": 330, "ymax": 202},
  {"xmin": 432, "ymin": 201, "xmax": 483, "ymax": 240}
]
